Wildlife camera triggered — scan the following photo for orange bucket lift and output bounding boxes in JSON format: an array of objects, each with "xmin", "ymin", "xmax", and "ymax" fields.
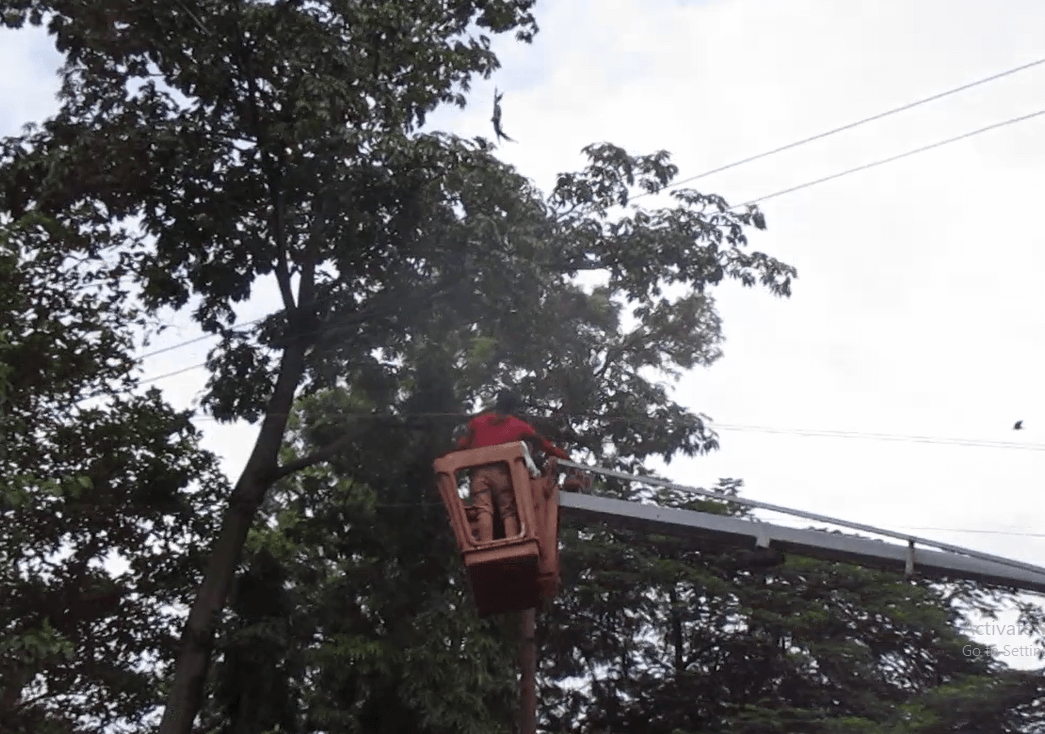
[{"xmin": 434, "ymin": 442, "xmax": 564, "ymax": 617}]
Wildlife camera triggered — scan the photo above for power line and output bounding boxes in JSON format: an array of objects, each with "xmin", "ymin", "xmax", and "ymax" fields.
[
  {"xmin": 131, "ymin": 101, "xmax": 1045, "ymax": 374},
  {"xmin": 83, "ymin": 56, "xmax": 1045, "ymax": 370},
  {"xmin": 714, "ymin": 422, "xmax": 1045, "ymax": 452},
  {"xmin": 182, "ymin": 408, "xmax": 1045, "ymax": 453},
  {"xmin": 900, "ymin": 527, "xmax": 1045, "ymax": 539},
  {"xmin": 125, "ymin": 58, "xmax": 1045, "ymax": 367},
  {"xmin": 140, "ymin": 332, "xmax": 236, "ymax": 362},
  {"xmin": 759, "ymin": 517, "xmax": 1045, "ymax": 539},
  {"xmin": 140, "ymin": 363, "xmax": 212, "ymax": 385},
  {"xmin": 131, "ymin": 275, "xmax": 461, "ymax": 372},
  {"xmin": 130, "ymin": 111, "xmax": 1045, "ymax": 389},
  {"xmin": 138, "ymin": 335, "xmax": 217, "ymax": 361},
  {"xmin": 137, "ymin": 315, "xmax": 269, "ymax": 361},
  {"xmin": 235, "ymin": 491, "xmax": 1045, "ymax": 541},
  {"xmin": 631, "ymin": 54, "xmax": 1045, "ymax": 201},
  {"xmin": 739, "ymin": 108, "xmax": 1045, "ymax": 208}
]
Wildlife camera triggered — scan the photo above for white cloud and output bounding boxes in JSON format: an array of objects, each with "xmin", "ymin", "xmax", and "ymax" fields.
[{"xmin": 0, "ymin": 25, "xmax": 61, "ymax": 133}]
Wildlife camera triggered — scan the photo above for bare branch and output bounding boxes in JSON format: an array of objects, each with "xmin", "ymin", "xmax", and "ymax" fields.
[{"xmin": 268, "ymin": 427, "xmax": 366, "ymax": 481}]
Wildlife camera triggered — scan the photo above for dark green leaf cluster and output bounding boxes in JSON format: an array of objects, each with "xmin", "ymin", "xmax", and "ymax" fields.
[
  {"xmin": 4, "ymin": 3, "xmax": 1037, "ymax": 733},
  {"xmin": 538, "ymin": 495, "xmax": 1045, "ymax": 734},
  {"xmin": 1, "ymin": 230, "xmax": 229, "ymax": 731},
  {"xmin": 198, "ymin": 414, "xmax": 519, "ymax": 734}
]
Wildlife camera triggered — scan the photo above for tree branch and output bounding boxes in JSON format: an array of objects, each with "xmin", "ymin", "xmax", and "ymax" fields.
[
  {"xmin": 296, "ymin": 193, "xmax": 329, "ymax": 314},
  {"xmin": 550, "ymin": 251, "xmax": 608, "ymax": 274},
  {"xmin": 268, "ymin": 426, "xmax": 367, "ymax": 481},
  {"xmin": 594, "ymin": 329, "xmax": 644, "ymax": 381},
  {"xmin": 266, "ymin": 162, "xmax": 296, "ymax": 314},
  {"xmin": 268, "ymin": 410, "xmax": 463, "ymax": 483},
  {"xmin": 313, "ymin": 276, "xmax": 464, "ymax": 345},
  {"xmin": 232, "ymin": 7, "xmax": 296, "ymax": 314}
]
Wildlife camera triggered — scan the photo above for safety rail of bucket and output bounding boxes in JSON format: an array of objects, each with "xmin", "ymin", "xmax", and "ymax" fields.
[{"xmin": 434, "ymin": 443, "xmax": 564, "ymax": 616}]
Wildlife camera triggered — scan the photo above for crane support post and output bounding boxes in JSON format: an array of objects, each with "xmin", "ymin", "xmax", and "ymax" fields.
[{"xmin": 559, "ymin": 492, "xmax": 1045, "ymax": 594}]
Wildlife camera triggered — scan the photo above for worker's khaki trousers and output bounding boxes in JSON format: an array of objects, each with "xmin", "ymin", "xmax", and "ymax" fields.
[{"xmin": 470, "ymin": 463, "xmax": 520, "ymax": 542}]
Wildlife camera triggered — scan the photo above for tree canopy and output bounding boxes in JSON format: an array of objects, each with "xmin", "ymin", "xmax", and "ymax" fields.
[
  {"xmin": 1, "ymin": 219, "xmax": 228, "ymax": 731},
  {"xmin": 1, "ymin": 1, "xmax": 1041, "ymax": 733}
]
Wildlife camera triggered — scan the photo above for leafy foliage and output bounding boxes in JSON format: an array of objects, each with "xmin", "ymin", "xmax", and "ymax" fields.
[
  {"xmin": 191, "ymin": 397, "xmax": 1045, "ymax": 733},
  {"xmin": 540, "ymin": 487, "xmax": 1045, "ymax": 733},
  {"xmin": 196, "ymin": 408, "xmax": 520, "ymax": 734},
  {"xmin": 3, "ymin": 2, "xmax": 1040, "ymax": 733},
  {"xmin": 0, "ymin": 223, "xmax": 228, "ymax": 731},
  {"xmin": 0, "ymin": 2, "xmax": 796, "ymax": 727}
]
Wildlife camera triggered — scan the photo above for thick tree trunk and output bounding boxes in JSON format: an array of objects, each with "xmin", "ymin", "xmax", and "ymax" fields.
[
  {"xmin": 0, "ymin": 669, "xmax": 31, "ymax": 723},
  {"xmin": 158, "ymin": 341, "xmax": 308, "ymax": 734},
  {"xmin": 156, "ymin": 274, "xmax": 459, "ymax": 734},
  {"xmin": 520, "ymin": 608, "xmax": 537, "ymax": 734},
  {"xmin": 668, "ymin": 585, "xmax": 684, "ymax": 674}
]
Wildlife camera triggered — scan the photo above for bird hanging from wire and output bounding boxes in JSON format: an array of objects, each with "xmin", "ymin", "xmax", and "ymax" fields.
[
  {"xmin": 1014, "ymin": 420, "xmax": 1024, "ymax": 430},
  {"xmin": 492, "ymin": 87, "xmax": 515, "ymax": 144}
]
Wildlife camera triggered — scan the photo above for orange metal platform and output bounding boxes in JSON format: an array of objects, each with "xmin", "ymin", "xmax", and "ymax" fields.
[{"xmin": 434, "ymin": 443, "xmax": 561, "ymax": 616}]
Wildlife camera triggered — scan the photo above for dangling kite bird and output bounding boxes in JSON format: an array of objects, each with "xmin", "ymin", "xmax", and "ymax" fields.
[{"xmin": 492, "ymin": 87, "xmax": 515, "ymax": 144}]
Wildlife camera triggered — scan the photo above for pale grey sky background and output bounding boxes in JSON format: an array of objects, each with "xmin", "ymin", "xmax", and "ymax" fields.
[{"xmin": 3, "ymin": 0, "xmax": 1044, "ymax": 668}]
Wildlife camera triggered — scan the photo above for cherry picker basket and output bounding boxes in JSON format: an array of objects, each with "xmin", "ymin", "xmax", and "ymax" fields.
[{"xmin": 434, "ymin": 442, "xmax": 562, "ymax": 617}]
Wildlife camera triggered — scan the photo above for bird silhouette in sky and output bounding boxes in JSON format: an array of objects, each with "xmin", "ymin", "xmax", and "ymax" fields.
[
  {"xmin": 492, "ymin": 88, "xmax": 515, "ymax": 144},
  {"xmin": 1014, "ymin": 420, "xmax": 1024, "ymax": 430}
]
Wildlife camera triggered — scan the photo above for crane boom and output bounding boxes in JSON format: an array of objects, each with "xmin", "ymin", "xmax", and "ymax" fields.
[{"xmin": 559, "ymin": 491, "xmax": 1045, "ymax": 593}]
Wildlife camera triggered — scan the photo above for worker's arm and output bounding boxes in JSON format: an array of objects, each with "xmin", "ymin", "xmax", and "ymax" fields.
[
  {"xmin": 524, "ymin": 431, "xmax": 570, "ymax": 461},
  {"xmin": 455, "ymin": 421, "xmax": 477, "ymax": 450}
]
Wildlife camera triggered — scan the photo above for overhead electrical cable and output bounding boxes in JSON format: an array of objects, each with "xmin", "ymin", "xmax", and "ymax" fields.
[
  {"xmin": 130, "ymin": 106, "xmax": 1045, "ymax": 374},
  {"xmin": 631, "ymin": 54, "xmax": 1045, "ymax": 201},
  {"xmin": 123, "ymin": 57, "xmax": 1045, "ymax": 366},
  {"xmin": 713, "ymin": 422, "xmax": 1045, "ymax": 451},
  {"xmin": 738, "ymin": 109, "xmax": 1045, "ymax": 209},
  {"xmin": 182, "ymin": 409, "xmax": 1045, "ymax": 452}
]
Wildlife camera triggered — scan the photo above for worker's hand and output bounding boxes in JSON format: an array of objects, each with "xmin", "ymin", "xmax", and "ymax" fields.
[{"xmin": 562, "ymin": 470, "xmax": 592, "ymax": 493}]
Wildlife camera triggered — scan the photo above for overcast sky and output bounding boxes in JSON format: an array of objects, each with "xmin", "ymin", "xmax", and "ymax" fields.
[{"xmin": 3, "ymin": 0, "xmax": 1044, "ymax": 668}]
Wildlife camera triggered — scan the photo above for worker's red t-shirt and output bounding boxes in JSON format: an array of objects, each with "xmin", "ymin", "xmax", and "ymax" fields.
[{"xmin": 456, "ymin": 412, "xmax": 570, "ymax": 459}]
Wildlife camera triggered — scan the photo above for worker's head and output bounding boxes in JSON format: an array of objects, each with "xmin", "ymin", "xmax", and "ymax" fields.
[{"xmin": 494, "ymin": 389, "xmax": 521, "ymax": 415}]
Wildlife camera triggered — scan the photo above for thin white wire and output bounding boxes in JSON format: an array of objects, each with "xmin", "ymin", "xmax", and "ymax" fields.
[
  {"xmin": 630, "ymin": 55, "xmax": 1045, "ymax": 201},
  {"xmin": 713, "ymin": 422, "xmax": 1045, "ymax": 452},
  {"xmin": 737, "ymin": 109, "xmax": 1045, "ymax": 210},
  {"xmin": 126, "ymin": 60, "xmax": 1045, "ymax": 367}
]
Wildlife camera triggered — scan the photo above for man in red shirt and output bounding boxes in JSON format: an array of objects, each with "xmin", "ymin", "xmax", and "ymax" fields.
[{"xmin": 454, "ymin": 390, "xmax": 570, "ymax": 542}]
